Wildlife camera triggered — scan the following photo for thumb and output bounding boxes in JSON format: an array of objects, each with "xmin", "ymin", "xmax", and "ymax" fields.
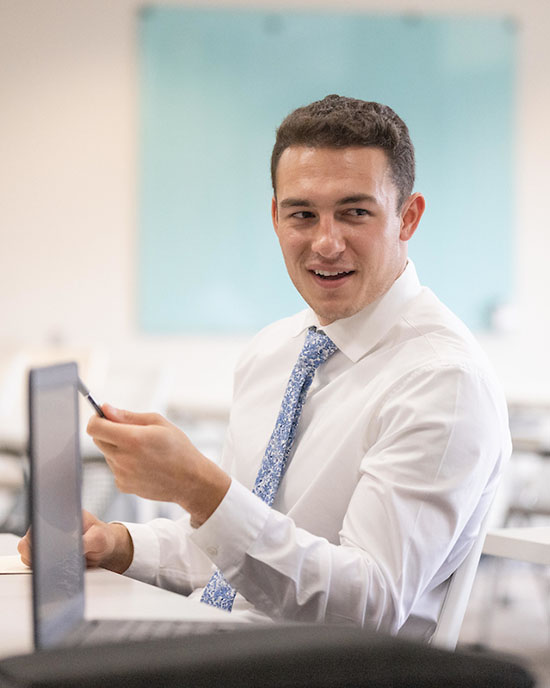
[
  {"xmin": 101, "ymin": 403, "xmax": 165, "ymax": 427},
  {"xmin": 82, "ymin": 509, "xmax": 102, "ymax": 533}
]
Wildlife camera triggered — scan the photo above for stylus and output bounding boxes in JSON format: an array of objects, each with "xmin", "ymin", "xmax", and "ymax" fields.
[{"xmin": 77, "ymin": 378, "xmax": 106, "ymax": 418}]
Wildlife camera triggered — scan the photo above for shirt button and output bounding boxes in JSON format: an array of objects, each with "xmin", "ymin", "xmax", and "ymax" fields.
[{"xmin": 206, "ymin": 546, "xmax": 218, "ymax": 557}]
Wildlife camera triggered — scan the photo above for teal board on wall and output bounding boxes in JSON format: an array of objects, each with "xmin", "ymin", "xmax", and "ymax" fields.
[{"xmin": 139, "ymin": 8, "xmax": 515, "ymax": 333}]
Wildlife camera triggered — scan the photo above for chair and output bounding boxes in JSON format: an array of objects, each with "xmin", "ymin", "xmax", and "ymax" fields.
[
  {"xmin": 0, "ymin": 348, "xmax": 109, "ymax": 534},
  {"xmin": 430, "ymin": 507, "xmax": 493, "ymax": 650},
  {"xmin": 483, "ymin": 525, "xmax": 550, "ymax": 565},
  {"xmin": 0, "ymin": 625, "xmax": 534, "ymax": 688}
]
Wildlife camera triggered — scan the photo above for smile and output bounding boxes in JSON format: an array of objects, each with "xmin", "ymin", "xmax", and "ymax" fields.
[{"xmin": 311, "ymin": 269, "xmax": 355, "ymax": 281}]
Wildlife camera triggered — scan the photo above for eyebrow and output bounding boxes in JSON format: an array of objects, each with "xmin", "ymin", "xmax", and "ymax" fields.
[{"xmin": 279, "ymin": 194, "xmax": 378, "ymax": 208}]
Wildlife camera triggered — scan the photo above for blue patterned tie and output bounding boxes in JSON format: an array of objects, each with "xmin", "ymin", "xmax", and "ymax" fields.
[{"xmin": 200, "ymin": 327, "xmax": 338, "ymax": 611}]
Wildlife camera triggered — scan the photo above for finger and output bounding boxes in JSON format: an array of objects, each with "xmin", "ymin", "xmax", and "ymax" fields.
[
  {"xmin": 17, "ymin": 533, "xmax": 32, "ymax": 566},
  {"xmin": 95, "ymin": 449, "xmax": 133, "ymax": 492},
  {"xmin": 82, "ymin": 518, "xmax": 112, "ymax": 567},
  {"xmin": 83, "ymin": 526, "xmax": 105, "ymax": 555},
  {"xmin": 82, "ymin": 510, "xmax": 100, "ymax": 533},
  {"xmin": 92, "ymin": 437, "xmax": 119, "ymax": 456},
  {"xmin": 102, "ymin": 404, "xmax": 165, "ymax": 427},
  {"xmin": 87, "ymin": 413, "xmax": 166, "ymax": 448},
  {"xmin": 87, "ymin": 415, "xmax": 136, "ymax": 447},
  {"xmin": 83, "ymin": 534, "xmax": 107, "ymax": 567}
]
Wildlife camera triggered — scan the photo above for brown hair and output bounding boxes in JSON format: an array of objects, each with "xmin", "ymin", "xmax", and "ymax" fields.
[{"xmin": 271, "ymin": 95, "xmax": 415, "ymax": 209}]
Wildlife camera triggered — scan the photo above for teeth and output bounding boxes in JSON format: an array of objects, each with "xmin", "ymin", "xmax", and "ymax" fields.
[{"xmin": 314, "ymin": 270, "xmax": 349, "ymax": 277}]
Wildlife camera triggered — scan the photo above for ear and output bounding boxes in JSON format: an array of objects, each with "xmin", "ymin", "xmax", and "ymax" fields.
[
  {"xmin": 399, "ymin": 193, "xmax": 425, "ymax": 242},
  {"xmin": 271, "ymin": 196, "xmax": 279, "ymax": 236}
]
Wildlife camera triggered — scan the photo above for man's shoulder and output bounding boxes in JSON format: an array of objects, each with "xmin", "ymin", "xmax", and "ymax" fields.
[{"xmin": 397, "ymin": 287, "xmax": 496, "ymax": 378}]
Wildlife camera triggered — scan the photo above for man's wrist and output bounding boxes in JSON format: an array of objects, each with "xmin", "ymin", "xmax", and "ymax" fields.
[
  {"xmin": 183, "ymin": 458, "xmax": 232, "ymax": 529},
  {"xmin": 104, "ymin": 523, "xmax": 134, "ymax": 574}
]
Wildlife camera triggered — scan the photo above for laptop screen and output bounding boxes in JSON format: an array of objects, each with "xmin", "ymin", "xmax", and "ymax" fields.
[{"xmin": 28, "ymin": 362, "xmax": 85, "ymax": 649}]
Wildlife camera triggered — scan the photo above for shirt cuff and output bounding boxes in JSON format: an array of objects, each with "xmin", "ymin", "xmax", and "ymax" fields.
[
  {"xmin": 189, "ymin": 479, "xmax": 271, "ymax": 577},
  {"xmin": 119, "ymin": 520, "xmax": 161, "ymax": 585}
]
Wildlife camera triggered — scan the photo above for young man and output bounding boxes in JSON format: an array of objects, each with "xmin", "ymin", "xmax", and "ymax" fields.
[{"xmin": 19, "ymin": 95, "xmax": 511, "ymax": 639}]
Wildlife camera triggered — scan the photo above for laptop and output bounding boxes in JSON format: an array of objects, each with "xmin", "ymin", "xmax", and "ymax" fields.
[{"xmin": 28, "ymin": 361, "xmax": 238, "ymax": 649}]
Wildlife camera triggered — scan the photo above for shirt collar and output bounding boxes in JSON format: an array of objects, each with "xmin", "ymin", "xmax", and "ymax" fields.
[{"xmin": 290, "ymin": 260, "xmax": 422, "ymax": 363}]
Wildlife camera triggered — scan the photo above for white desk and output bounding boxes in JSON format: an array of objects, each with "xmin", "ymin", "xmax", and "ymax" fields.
[
  {"xmin": 0, "ymin": 533, "xmax": 238, "ymax": 660},
  {"xmin": 483, "ymin": 526, "xmax": 550, "ymax": 566}
]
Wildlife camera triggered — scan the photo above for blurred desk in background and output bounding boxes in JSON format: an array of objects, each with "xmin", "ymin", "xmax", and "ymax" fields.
[
  {"xmin": 484, "ymin": 527, "xmax": 550, "ymax": 566},
  {"xmin": 508, "ymin": 402, "xmax": 550, "ymax": 455}
]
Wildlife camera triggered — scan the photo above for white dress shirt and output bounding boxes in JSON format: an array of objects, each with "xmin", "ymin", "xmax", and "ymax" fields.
[{"xmin": 124, "ymin": 262, "xmax": 511, "ymax": 638}]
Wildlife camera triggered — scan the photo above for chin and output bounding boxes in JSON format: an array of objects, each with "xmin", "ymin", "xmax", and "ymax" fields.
[
  {"xmin": 299, "ymin": 285, "xmax": 365, "ymax": 325},
  {"xmin": 314, "ymin": 304, "xmax": 358, "ymax": 326}
]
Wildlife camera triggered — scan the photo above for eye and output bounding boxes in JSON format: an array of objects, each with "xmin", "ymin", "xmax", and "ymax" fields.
[
  {"xmin": 290, "ymin": 211, "xmax": 316, "ymax": 220},
  {"xmin": 345, "ymin": 208, "xmax": 371, "ymax": 217}
]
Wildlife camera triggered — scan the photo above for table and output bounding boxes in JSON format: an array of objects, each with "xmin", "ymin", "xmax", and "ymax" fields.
[
  {"xmin": 0, "ymin": 533, "xmax": 238, "ymax": 660},
  {"xmin": 483, "ymin": 526, "xmax": 550, "ymax": 566}
]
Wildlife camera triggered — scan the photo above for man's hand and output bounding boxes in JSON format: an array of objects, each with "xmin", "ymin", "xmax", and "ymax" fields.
[
  {"xmin": 87, "ymin": 404, "xmax": 231, "ymax": 527},
  {"xmin": 17, "ymin": 510, "xmax": 134, "ymax": 574},
  {"xmin": 17, "ymin": 529, "xmax": 32, "ymax": 567},
  {"xmin": 82, "ymin": 510, "xmax": 134, "ymax": 573}
]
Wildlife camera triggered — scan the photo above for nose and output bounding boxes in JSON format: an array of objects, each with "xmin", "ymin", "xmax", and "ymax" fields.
[{"xmin": 311, "ymin": 216, "xmax": 346, "ymax": 259}]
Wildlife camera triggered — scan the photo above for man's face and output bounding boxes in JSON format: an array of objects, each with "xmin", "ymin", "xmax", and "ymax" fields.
[{"xmin": 272, "ymin": 146, "xmax": 424, "ymax": 326}]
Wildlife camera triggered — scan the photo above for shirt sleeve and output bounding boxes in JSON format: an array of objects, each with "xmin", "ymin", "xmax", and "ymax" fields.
[
  {"xmin": 122, "ymin": 514, "xmax": 216, "ymax": 594},
  {"xmin": 190, "ymin": 362, "xmax": 510, "ymax": 634},
  {"xmin": 119, "ymin": 400, "xmax": 242, "ymax": 594}
]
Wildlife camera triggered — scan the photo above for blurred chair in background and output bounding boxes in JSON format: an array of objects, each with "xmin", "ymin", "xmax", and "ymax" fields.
[
  {"xmin": 466, "ymin": 402, "xmax": 550, "ymax": 650},
  {"xmin": 430, "ymin": 507, "xmax": 494, "ymax": 651},
  {"xmin": 0, "ymin": 347, "xmax": 108, "ymax": 534}
]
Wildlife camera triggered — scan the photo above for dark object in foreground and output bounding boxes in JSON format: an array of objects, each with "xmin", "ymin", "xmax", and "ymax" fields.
[{"xmin": 0, "ymin": 624, "xmax": 535, "ymax": 688}]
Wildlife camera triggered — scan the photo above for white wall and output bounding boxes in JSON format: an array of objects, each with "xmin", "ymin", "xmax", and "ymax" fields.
[{"xmin": 2, "ymin": 0, "xmax": 550, "ymax": 409}]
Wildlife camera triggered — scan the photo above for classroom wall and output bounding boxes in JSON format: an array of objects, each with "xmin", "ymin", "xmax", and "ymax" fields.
[{"xmin": 2, "ymin": 0, "xmax": 550, "ymax": 409}]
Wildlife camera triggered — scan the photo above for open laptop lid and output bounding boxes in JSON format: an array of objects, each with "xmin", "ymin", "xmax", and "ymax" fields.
[{"xmin": 28, "ymin": 362, "xmax": 85, "ymax": 650}]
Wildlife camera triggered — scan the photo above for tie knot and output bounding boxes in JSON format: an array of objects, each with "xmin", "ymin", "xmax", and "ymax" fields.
[{"xmin": 299, "ymin": 327, "xmax": 338, "ymax": 371}]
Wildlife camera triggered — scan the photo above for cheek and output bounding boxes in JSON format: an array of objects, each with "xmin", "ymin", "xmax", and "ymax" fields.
[
  {"xmin": 279, "ymin": 232, "xmax": 307, "ymax": 258},
  {"xmin": 355, "ymin": 226, "xmax": 398, "ymax": 256}
]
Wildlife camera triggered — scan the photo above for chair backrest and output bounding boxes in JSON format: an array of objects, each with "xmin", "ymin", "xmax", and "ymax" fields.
[
  {"xmin": 0, "ymin": 624, "xmax": 535, "ymax": 688},
  {"xmin": 430, "ymin": 508, "xmax": 492, "ymax": 650}
]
